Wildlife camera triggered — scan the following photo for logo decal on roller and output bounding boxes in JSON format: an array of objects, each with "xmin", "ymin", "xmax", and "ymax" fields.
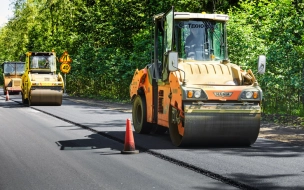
[{"xmin": 214, "ymin": 92, "xmax": 232, "ymax": 97}]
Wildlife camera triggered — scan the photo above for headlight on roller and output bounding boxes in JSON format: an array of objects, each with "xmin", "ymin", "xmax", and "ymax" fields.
[
  {"xmin": 184, "ymin": 87, "xmax": 208, "ymax": 101},
  {"xmin": 187, "ymin": 90, "xmax": 201, "ymax": 98},
  {"xmin": 194, "ymin": 90, "xmax": 201, "ymax": 98},
  {"xmin": 240, "ymin": 91, "xmax": 259, "ymax": 100},
  {"xmin": 186, "ymin": 89, "xmax": 206, "ymax": 99},
  {"xmin": 245, "ymin": 91, "xmax": 253, "ymax": 98}
]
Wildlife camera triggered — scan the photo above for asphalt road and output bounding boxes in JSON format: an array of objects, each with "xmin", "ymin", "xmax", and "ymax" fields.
[
  {"xmin": 0, "ymin": 93, "xmax": 237, "ymax": 190},
  {"xmin": 1, "ymin": 91, "xmax": 304, "ymax": 190}
]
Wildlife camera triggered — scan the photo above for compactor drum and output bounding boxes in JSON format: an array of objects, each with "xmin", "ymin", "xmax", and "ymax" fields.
[
  {"xmin": 2, "ymin": 62, "xmax": 25, "ymax": 95},
  {"xmin": 21, "ymin": 51, "xmax": 64, "ymax": 106},
  {"xmin": 130, "ymin": 8, "xmax": 266, "ymax": 147}
]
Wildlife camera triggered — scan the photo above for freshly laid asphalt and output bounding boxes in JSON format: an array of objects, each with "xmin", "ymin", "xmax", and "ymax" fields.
[{"xmin": 1, "ymin": 93, "xmax": 304, "ymax": 189}]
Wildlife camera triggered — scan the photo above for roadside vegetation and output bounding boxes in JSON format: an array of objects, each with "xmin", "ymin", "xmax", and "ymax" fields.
[{"xmin": 0, "ymin": 0, "xmax": 304, "ymax": 125}]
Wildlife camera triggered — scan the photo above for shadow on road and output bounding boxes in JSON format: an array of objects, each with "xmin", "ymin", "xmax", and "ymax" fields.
[{"xmin": 56, "ymin": 133, "xmax": 123, "ymax": 154}]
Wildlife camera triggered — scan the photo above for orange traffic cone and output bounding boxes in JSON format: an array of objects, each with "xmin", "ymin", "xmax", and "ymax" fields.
[
  {"xmin": 121, "ymin": 119, "xmax": 139, "ymax": 154},
  {"xmin": 5, "ymin": 90, "xmax": 9, "ymax": 101}
]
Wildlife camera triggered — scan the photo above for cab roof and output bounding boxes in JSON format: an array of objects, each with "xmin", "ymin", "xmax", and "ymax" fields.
[
  {"xmin": 154, "ymin": 12, "xmax": 229, "ymax": 21},
  {"xmin": 28, "ymin": 52, "xmax": 55, "ymax": 56},
  {"xmin": 3, "ymin": 61, "xmax": 25, "ymax": 64}
]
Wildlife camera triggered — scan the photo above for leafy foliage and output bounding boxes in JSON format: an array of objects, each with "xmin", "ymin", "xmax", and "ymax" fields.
[
  {"xmin": 227, "ymin": 0, "xmax": 304, "ymax": 115},
  {"xmin": 1, "ymin": 0, "xmax": 304, "ymax": 117}
]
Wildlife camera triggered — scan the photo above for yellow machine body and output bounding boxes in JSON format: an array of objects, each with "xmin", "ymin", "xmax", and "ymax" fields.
[{"xmin": 21, "ymin": 51, "xmax": 64, "ymax": 106}]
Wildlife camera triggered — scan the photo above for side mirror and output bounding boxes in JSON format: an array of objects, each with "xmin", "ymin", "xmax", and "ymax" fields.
[
  {"xmin": 168, "ymin": 51, "xmax": 178, "ymax": 72},
  {"xmin": 257, "ymin": 55, "xmax": 266, "ymax": 74}
]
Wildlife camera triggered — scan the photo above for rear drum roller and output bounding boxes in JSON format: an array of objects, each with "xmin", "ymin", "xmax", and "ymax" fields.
[{"xmin": 132, "ymin": 95, "xmax": 152, "ymax": 134}]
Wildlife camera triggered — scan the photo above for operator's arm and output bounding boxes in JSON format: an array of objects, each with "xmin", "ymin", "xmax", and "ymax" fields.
[{"xmin": 185, "ymin": 35, "xmax": 195, "ymax": 58}]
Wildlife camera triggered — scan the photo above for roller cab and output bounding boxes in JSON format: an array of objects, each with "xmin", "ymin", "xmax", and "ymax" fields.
[
  {"xmin": 130, "ymin": 7, "xmax": 266, "ymax": 147},
  {"xmin": 21, "ymin": 51, "xmax": 64, "ymax": 106},
  {"xmin": 2, "ymin": 62, "xmax": 25, "ymax": 95}
]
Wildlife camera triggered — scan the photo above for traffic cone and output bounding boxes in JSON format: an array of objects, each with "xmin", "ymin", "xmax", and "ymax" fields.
[
  {"xmin": 121, "ymin": 119, "xmax": 139, "ymax": 154},
  {"xmin": 5, "ymin": 90, "xmax": 9, "ymax": 101}
]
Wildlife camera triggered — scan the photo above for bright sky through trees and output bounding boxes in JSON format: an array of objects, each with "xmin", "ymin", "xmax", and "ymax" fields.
[{"xmin": 0, "ymin": 0, "xmax": 13, "ymax": 27}]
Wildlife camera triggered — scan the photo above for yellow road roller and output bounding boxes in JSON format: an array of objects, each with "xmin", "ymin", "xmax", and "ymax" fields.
[
  {"xmin": 21, "ymin": 51, "xmax": 64, "ymax": 106},
  {"xmin": 2, "ymin": 61, "xmax": 25, "ymax": 95},
  {"xmin": 129, "ymin": 8, "xmax": 266, "ymax": 147}
]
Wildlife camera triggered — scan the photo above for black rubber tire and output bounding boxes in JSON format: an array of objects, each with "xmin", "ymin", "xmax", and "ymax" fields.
[
  {"xmin": 22, "ymin": 92, "xmax": 28, "ymax": 105},
  {"xmin": 28, "ymin": 95, "xmax": 32, "ymax": 106},
  {"xmin": 132, "ymin": 95, "xmax": 152, "ymax": 134}
]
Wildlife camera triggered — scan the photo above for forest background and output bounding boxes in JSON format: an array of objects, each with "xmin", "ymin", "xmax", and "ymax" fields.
[{"xmin": 0, "ymin": 0, "xmax": 304, "ymax": 124}]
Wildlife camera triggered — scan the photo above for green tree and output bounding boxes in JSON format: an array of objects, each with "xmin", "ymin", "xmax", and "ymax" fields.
[{"xmin": 228, "ymin": 0, "xmax": 304, "ymax": 116}]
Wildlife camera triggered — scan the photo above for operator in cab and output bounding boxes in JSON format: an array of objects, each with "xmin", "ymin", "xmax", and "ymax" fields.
[{"xmin": 185, "ymin": 26, "xmax": 204, "ymax": 59}]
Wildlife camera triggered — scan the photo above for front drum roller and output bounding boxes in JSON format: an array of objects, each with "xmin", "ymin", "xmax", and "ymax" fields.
[
  {"xmin": 169, "ymin": 104, "xmax": 261, "ymax": 147},
  {"xmin": 29, "ymin": 89, "xmax": 63, "ymax": 106},
  {"xmin": 132, "ymin": 95, "xmax": 153, "ymax": 134}
]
